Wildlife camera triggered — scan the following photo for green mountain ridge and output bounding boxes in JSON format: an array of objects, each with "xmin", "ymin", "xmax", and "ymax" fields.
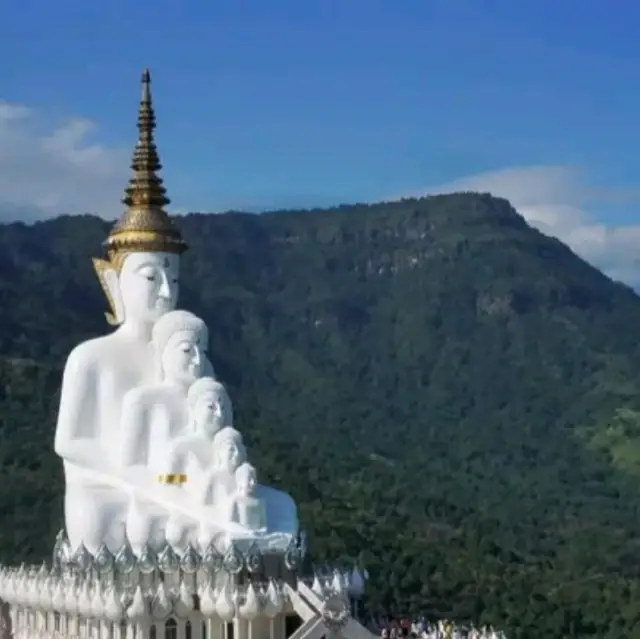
[{"xmin": 2, "ymin": 193, "xmax": 640, "ymax": 637}]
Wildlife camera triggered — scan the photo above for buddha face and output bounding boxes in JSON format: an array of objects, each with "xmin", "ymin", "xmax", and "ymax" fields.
[
  {"xmin": 217, "ymin": 441, "xmax": 241, "ymax": 473},
  {"xmin": 236, "ymin": 466, "xmax": 257, "ymax": 497},
  {"xmin": 118, "ymin": 252, "xmax": 179, "ymax": 324},
  {"xmin": 161, "ymin": 330, "xmax": 204, "ymax": 385},
  {"xmin": 192, "ymin": 391, "xmax": 225, "ymax": 438}
]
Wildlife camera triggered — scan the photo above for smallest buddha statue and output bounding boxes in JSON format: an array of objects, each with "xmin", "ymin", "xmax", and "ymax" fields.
[
  {"xmin": 194, "ymin": 426, "xmax": 247, "ymax": 548},
  {"xmin": 199, "ymin": 426, "xmax": 246, "ymax": 507},
  {"xmin": 229, "ymin": 463, "xmax": 267, "ymax": 532}
]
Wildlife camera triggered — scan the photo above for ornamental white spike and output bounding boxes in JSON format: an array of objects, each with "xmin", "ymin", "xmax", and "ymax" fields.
[
  {"xmin": 330, "ymin": 570, "xmax": 343, "ymax": 595},
  {"xmin": 198, "ymin": 583, "xmax": 217, "ymax": 617},
  {"xmin": 238, "ymin": 583, "xmax": 260, "ymax": 621},
  {"xmin": 262, "ymin": 580, "xmax": 283, "ymax": 619},
  {"xmin": 311, "ymin": 574, "xmax": 325, "ymax": 599},
  {"xmin": 173, "ymin": 580, "xmax": 193, "ymax": 618},
  {"xmin": 77, "ymin": 580, "xmax": 93, "ymax": 618},
  {"xmin": 52, "ymin": 580, "xmax": 66, "ymax": 613},
  {"xmin": 90, "ymin": 582, "xmax": 105, "ymax": 619},
  {"xmin": 104, "ymin": 586, "xmax": 122, "ymax": 622},
  {"xmin": 127, "ymin": 586, "xmax": 148, "ymax": 622},
  {"xmin": 215, "ymin": 582, "xmax": 236, "ymax": 622},
  {"xmin": 151, "ymin": 582, "xmax": 172, "ymax": 621},
  {"xmin": 64, "ymin": 581, "xmax": 78, "ymax": 616}
]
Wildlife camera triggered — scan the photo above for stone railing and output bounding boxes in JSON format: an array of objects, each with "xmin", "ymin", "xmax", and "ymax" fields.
[{"xmin": 0, "ymin": 530, "xmax": 368, "ymax": 639}]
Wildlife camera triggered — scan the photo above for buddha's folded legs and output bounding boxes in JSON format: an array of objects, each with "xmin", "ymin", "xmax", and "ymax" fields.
[{"xmin": 65, "ymin": 483, "xmax": 128, "ymax": 554}]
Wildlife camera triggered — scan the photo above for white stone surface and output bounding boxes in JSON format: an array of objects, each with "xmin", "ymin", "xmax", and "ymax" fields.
[
  {"xmin": 0, "ymin": 565, "xmax": 384, "ymax": 639},
  {"xmin": 54, "ymin": 249, "xmax": 298, "ymax": 556}
]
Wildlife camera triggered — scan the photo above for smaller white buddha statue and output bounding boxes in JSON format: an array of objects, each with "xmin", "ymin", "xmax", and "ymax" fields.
[
  {"xmin": 167, "ymin": 377, "xmax": 233, "ymax": 474},
  {"xmin": 118, "ymin": 309, "xmax": 208, "ymax": 551},
  {"xmin": 199, "ymin": 427, "xmax": 246, "ymax": 508},
  {"xmin": 118, "ymin": 309, "xmax": 209, "ymax": 474},
  {"xmin": 229, "ymin": 463, "xmax": 267, "ymax": 532}
]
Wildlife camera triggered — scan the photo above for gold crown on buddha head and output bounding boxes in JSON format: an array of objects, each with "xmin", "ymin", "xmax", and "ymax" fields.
[{"xmin": 94, "ymin": 68, "xmax": 188, "ymax": 324}]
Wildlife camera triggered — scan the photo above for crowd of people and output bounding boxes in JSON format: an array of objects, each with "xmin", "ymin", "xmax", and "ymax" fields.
[{"xmin": 365, "ymin": 617, "xmax": 507, "ymax": 639}]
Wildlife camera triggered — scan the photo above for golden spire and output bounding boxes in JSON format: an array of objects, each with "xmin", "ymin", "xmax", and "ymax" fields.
[{"xmin": 103, "ymin": 68, "xmax": 187, "ymax": 263}]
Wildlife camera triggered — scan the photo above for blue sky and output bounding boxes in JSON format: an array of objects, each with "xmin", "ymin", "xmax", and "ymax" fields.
[{"xmin": 0, "ymin": 0, "xmax": 639, "ymax": 281}]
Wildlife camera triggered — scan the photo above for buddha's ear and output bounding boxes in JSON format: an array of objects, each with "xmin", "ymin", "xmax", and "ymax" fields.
[
  {"xmin": 93, "ymin": 258, "xmax": 125, "ymax": 325},
  {"xmin": 104, "ymin": 268, "xmax": 125, "ymax": 324}
]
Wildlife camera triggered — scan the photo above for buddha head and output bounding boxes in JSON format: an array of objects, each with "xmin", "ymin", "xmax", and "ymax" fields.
[
  {"xmin": 152, "ymin": 310, "xmax": 208, "ymax": 385},
  {"xmin": 94, "ymin": 251, "xmax": 181, "ymax": 326},
  {"xmin": 235, "ymin": 462, "xmax": 258, "ymax": 497},
  {"xmin": 212, "ymin": 427, "xmax": 246, "ymax": 474},
  {"xmin": 186, "ymin": 377, "xmax": 233, "ymax": 439},
  {"xmin": 92, "ymin": 68, "xmax": 187, "ymax": 327}
]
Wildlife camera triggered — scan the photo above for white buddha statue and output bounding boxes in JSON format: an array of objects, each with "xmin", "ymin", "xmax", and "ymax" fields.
[
  {"xmin": 53, "ymin": 70, "xmax": 212, "ymax": 554},
  {"xmin": 118, "ymin": 309, "xmax": 208, "ymax": 474},
  {"xmin": 117, "ymin": 309, "xmax": 208, "ymax": 551},
  {"xmin": 197, "ymin": 426, "xmax": 299, "ymax": 546},
  {"xmin": 168, "ymin": 376, "xmax": 233, "ymax": 471},
  {"xmin": 199, "ymin": 427, "xmax": 246, "ymax": 507},
  {"xmin": 229, "ymin": 463, "xmax": 267, "ymax": 532},
  {"xmin": 195, "ymin": 426, "xmax": 246, "ymax": 548},
  {"xmin": 53, "ymin": 68, "xmax": 297, "ymax": 557}
]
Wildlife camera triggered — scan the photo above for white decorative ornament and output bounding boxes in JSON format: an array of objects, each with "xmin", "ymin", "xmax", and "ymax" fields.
[
  {"xmin": 173, "ymin": 581, "xmax": 193, "ymax": 618},
  {"xmin": 198, "ymin": 584, "xmax": 217, "ymax": 617},
  {"xmin": 215, "ymin": 583, "xmax": 236, "ymax": 622},
  {"xmin": 104, "ymin": 586, "xmax": 122, "ymax": 622},
  {"xmin": 54, "ymin": 241, "xmax": 298, "ymax": 556},
  {"xmin": 77, "ymin": 581, "xmax": 93, "ymax": 618},
  {"xmin": 238, "ymin": 583, "xmax": 260, "ymax": 620},
  {"xmin": 127, "ymin": 586, "xmax": 147, "ymax": 622},
  {"xmin": 263, "ymin": 580, "xmax": 284, "ymax": 619},
  {"xmin": 90, "ymin": 582, "xmax": 105, "ymax": 619},
  {"xmin": 151, "ymin": 582, "xmax": 172, "ymax": 621},
  {"xmin": 63, "ymin": 583, "xmax": 78, "ymax": 615}
]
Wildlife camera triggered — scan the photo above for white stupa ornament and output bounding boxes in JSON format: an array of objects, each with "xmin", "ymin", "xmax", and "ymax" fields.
[
  {"xmin": 215, "ymin": 583, "xmax": 236, "ymax": 622},
  {"xmin": 151, "ymin": 582, "xmax": 172, "ymax": 620},
  {"xmin": 238, "ymin": 583, "xmax": 260, "ymax": 620},
  {"xmin": 127, "ymin": 586, "xmax": 147, "ymax": 622},
  {"xmin": 263, "ymin": 580, "xmax": 284, "ymax": 619},
  {"xmin": 173, "ymin": 581, "xmax": 193, "ymax": 618},
  {"xmin": 198, "ymin": 584, "xmax": 217, "ymax": 616},
  {"xmin": 311, "ymin": 574, "xmax": 325, "ymax": 599}
]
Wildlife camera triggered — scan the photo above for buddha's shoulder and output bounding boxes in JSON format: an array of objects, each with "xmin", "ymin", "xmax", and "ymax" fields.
[
  {"xmin": 64, "ymin": 334, "xmax": 119, "ymax": 372},
  {"xmin": 123, "ymin": 383, "xmax": 170, "ymax": 405}
]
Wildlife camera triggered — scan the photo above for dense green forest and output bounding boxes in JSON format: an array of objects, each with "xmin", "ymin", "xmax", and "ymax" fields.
[{"xmin": 3, "ymin": 193, "xmax": 640, "ymax": 637}]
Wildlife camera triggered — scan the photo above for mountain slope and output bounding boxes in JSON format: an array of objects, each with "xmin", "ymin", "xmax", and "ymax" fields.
[{"xmin": 2, "ymin": 194, "xmax": 640, "ymax": 637}]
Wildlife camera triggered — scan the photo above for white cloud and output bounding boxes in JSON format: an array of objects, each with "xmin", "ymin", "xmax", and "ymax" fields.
[
  {"xmin": 413, "ymin": 166, "xmax": 640, "ymax": 287},
  {"xmin": 0, "ymin": 100, "xmax": 131, "ymax": 221}
]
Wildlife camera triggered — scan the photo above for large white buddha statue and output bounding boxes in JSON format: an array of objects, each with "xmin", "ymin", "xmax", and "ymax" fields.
[
  {"xmin": 53, "ymin": 70, "xmax": 210, "ymax": 554},
  {"xmin": 54, "ymin": 68, "xmax": 298, "ymax": 557}
]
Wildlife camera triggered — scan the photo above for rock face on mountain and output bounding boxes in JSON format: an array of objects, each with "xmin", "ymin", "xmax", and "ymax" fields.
[{"xmin": 3, "ymin": 194, "xmax": 640, "ymax": 637}]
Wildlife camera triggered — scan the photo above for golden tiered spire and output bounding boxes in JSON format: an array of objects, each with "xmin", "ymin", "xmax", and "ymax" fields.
[
  {"xmin": 103, "ymin": 68, "xmax": 187, "ymax": 265},
  {"xmin": 93, "ymin": 69, "xmax": 187, "ymax": 325}
]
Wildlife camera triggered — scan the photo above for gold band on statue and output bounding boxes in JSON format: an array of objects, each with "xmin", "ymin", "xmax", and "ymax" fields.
[{"xmin": 157, "ymin": 474, "xmax": 187, "ymax": 485}]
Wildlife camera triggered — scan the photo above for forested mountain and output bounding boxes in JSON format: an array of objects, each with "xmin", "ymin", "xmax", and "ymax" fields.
[{"xmin": 2, "ymin": 193, "xmax": 640, "ymax": 637}]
